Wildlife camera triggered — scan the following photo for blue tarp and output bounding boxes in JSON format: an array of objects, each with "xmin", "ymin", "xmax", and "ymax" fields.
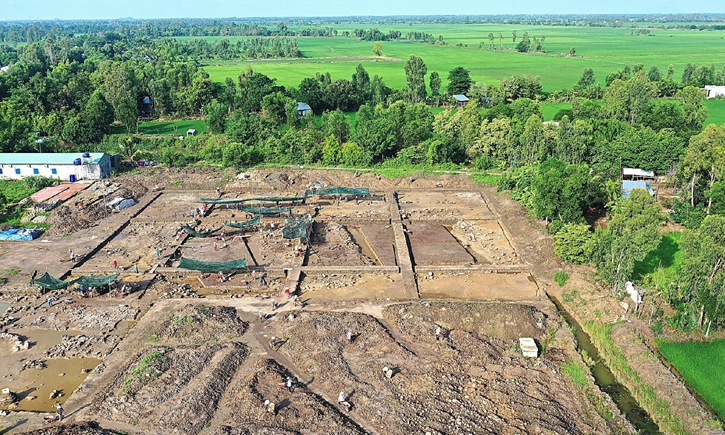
[
  {"xmin": 0, "ymin": 228, "xmax": 43, "ymax": 241},
  {"xmin": 622, "ymin": 181, "xmax": 656, "ymax": 199}
]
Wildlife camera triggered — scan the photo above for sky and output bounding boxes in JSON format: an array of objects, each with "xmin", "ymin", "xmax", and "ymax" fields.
[{"xmin": 0, "ymin": 0, "xmax": 724, "ymax": 21}]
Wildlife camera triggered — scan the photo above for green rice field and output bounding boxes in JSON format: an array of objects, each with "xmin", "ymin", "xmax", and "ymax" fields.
[
  {"xmin": 658, "ymin": 339, "xmax": 725, "ymax": 419},
  {"xmin": 705, "ymin": 100, "xmax": 725, "ymax": 127},
  {"xmin": 198, "ymin": 24, "xmax": 725, "ymax": 92}
]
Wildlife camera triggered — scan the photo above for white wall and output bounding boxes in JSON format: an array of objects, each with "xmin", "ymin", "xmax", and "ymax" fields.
[{"xmin": 0, "ymin": 163, "xmax": 105, "ymax": 181}]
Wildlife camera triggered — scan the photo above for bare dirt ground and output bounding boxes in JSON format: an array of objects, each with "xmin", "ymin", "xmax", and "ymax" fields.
[{"xmin": 2, "ymin": 168, "xmax": 696, "ymax": 434}]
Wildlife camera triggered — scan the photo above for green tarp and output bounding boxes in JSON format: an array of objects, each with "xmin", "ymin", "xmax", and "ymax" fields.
[
  {"xmin": 178, "ymin": 257, "xmax": 247, "ymax": 272},
  {"xmin": 201, "ymin": 196, "xmax": 307, "ymax": 204},
  {"xmin": 184, "ymin": 225, "xmax": 223, "ymax": 238},
  {"xmin": 241, "ymin": 206, "xmax": 292, "ymax": 215},
  {"xmin": 225, "ymin": 216, "xmax": 261, "ymax": 230},
  {"xmin": 283, "ymin": 215, "xmax": 313, "ymax": 241},
  {"xmin": 74, "ymin": 273, "xmax": 120, "ymax": 288},
  {"xmin": 35, "ymin": 272, "xmax": 69, "ymax": 290},
  {"xmin": 305, "ymin": 187, "xmax": 370, "ymax": 196}
]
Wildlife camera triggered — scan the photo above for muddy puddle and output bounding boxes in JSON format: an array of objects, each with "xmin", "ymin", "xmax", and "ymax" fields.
[
  {"xmin": 550, "ymin": 295, "xmax": 661, "ymax": 434},
  {"xmin": 5, "ymin": 357, "xmax": 101, "ymax": 412}
]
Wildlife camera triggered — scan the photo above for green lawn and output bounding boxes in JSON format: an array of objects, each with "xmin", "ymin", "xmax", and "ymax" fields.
[
  {"xmin": 0, "ymin": 179, "xmax": 48, "ymax": 228},
  {"xmin": 200, "ymin": 24, "xmax": 725, "ymax": 92},
  {"xmin": 111, "ymin": 120, "xmax": 207, "ymax": 136},
  {"xmin": 539, "ymin": 102, "xmax": 572, "ymax": 121},
  {"xmin": 704, "ymin": 100, "xmax": 725, "ymax": 127},
  {"xmin": 658, "ymin": 339, "xmax": 725, "ymax": 419},
  {"xmin": 632, "ymin": 231, "xmax": 683, "ymax": 285}
]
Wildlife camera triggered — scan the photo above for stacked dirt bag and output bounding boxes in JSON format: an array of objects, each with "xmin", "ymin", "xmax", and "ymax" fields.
[
  {"xmin": 272, "ymin": 304, "xmax": 618, "ymax": 435},
  {"xmin": 217, "ymin": 359, "xmax": 366, "ymax": 435}
]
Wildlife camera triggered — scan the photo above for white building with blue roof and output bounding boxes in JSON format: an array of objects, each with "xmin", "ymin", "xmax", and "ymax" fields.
[{"xmin": 0, "ymin": 153, "xmax": 112, "ymax": 181}]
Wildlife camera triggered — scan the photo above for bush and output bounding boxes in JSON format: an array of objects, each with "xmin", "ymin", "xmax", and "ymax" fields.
[
  {"xmin": 554, "ymin": 270, "xmax": 570, "ymax": 287},
  {"xmin": 554, "ymin": 223, "xmax": 595, "ymax": 263}
]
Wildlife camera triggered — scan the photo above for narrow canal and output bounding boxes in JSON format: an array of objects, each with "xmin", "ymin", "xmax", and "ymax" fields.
[{"xmin": 550, "ymin": 295, "xmax": 661, "ymax": 434}]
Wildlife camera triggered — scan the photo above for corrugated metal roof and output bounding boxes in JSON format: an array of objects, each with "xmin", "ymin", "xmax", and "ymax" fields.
[
  {"xmin": 452, "ymin": 95, "xmax": 469, "ymax": 102},
  {"xmin": 623, "ymin": 168, "xmax": 655, "ymax": 177},
  {"xmin": 0, "ymin": 153, "xmax": 108, "ymax": 165},
  {"xmin": 297, "ymin": 102, "xmax": 312, "ymax": 111}
]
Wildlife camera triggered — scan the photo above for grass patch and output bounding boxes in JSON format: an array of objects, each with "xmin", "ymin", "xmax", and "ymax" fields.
[
  {"xmin": 120, "ymin": 349, "xmax": 168, "ymax": 392},
  {"xmin": 0, "ymin": 178, "xmax": 54, "ymax": 229},
  {"xmin": 470, "ymin": 172, "xmax": 502, "ymax": 186},
  {"xmin": 111, "ymin": 119, "xmax": 207, "ymax": 136},
  {"xmin": 554, "ymin": 270, "xmax": 570, "ymax": 287},
  {"xmin": 632, "ymin": 232, "xmax": 682, "ymax": 284},
  {"xmin": 584, "ymin": 320, "xmax": 690, "ymax": 435},
  {"xmin": 658, "ymin": 339, "xmax": 725, "ymax": 421},
  {"xmin": 704, "ymin": 99, "xmax": 725, "ymax": 128}
]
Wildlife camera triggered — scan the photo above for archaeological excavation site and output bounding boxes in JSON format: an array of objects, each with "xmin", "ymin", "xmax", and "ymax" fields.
[{"xmin": 0, "ymin": 168, "xmax": 641, "ymax": 434}]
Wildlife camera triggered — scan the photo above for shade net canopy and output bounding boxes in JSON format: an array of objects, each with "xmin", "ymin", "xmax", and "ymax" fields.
[
  {"xmin": 283, "ymin": 215, "xmax": 313, "ymax": 241},
  {"xmin": 225, "ymin": 216, "xmax": 261, "ymax": 229},
  {"xmin": 241, "ymin": 206, "xmax": 292, "ymax": 215},
  {"xmin": 74, "ymin": 273, "xmax": 120, "ymax": 287},
  {"xmin": 184, "ymin": 225, "xmax": 223, "ymax": 238},
  {"xmin": 35, "ymin": 272, "xmax": 69, "ymax": 290},
  {"xmin": 305, "ymin": 187, "xmax": 370, "ymax": 196},
  {"xmin": 178, "ymin": 257, "xmax": 247, "ymax": 272},
  {"xmin": 200, "ymin": 196, "xmax": 307, "ymax": 204}
]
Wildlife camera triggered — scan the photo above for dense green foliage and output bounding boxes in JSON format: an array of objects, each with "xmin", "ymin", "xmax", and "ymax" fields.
[{"xmin": 658, "ymin": 339, "xmax": 725, "ymax": 419}]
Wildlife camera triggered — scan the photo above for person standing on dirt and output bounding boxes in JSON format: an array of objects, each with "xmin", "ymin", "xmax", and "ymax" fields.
[
  {"xmin": 347, "ymin": 331, "xmax": 353, "ymax": 343},
  {"xmin": 260, "ymin": 274, "xmax": 267, "ymax": 286},
  {"xmin": 435, "ymin": 326, "xmax": 443, "ymax": 341},
  {"xmin": 213, "ymin": 241, "xmax": 218, "ymax": 252},
  {"xmin": 216, "ymin": 187, "xmax": 222, "ymax": 198},
  {"xmin": 259, "ymin": 310, "xmax": 265, "ymax": 323},
  {"xmin": 69, "ymin": 249, "xmax": 75, "ymax": 262},
  {"xmin": 355, "ymin": 195, "xmax": 359, "ymax": 205},
  {"xmin": 270, "ymin": 298, "xmax": 276, "ymax": 311},
  {"xmin": 55, "ymin": 403, "xmax": 64, "ymax": 421},
  {"xmin": 392, "ymin": 191, "xmax": 398, "ymax": 202},
  {"xmin": 113, "ymin": 259, "xmax": 118, "ymax": 269},
  {"xmin": 47, "ymin": 295, "xmax": 54, "ymax": 308},
  {"xmin": 286, "ymin": 376, "xmax": 293, "ymax": 392}
]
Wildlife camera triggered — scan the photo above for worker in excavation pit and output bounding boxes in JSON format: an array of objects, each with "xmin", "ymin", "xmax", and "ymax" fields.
[
  {"xmin": 435, "ymin": 326, "xmax": 443, "ymax": 341},
  {"xmin": 338, "ymin": 392, "xmax": 351, "ymax": 411},
  {"xmin": 55, "ymin": 403, "xmax": 64, "ymax": 421},
  {"xmin": 286, "ymin": 376, "xmax": 293, "ymax": 392}
]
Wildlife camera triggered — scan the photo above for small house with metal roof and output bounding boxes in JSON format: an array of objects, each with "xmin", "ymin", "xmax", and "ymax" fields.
[
  {"xmin": 452, "ymin": 95, "xmax": 470, "ymax": 107},
  {"xmin": 297, "ymin": 102, "xmax": 312, "ymax": 117},
  {"xmin": 0, "ymin": 153, "xmax": 112, "ymax": 181}
]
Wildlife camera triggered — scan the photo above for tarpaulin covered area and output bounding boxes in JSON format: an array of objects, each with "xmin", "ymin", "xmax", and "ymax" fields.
[
  {"xmin": 74, "ymin": 273, "xmax": 120, "ymax": 288},
  {"xmin": 283, "ymin": 215, "xmax": 313, "ymax": 241},
  {"xmin": 35, "ymin": 272, "xmax": 69, "ymax": 290},
  {"xmin": 225, "ymin": 216, "xmax": 261, "ymax": 230},
  {"xmin": 178, "ymin": 257, "xmax": 247, "ymax": 272},
  {"xmin": 241, "ymin": 206, "xmax": 292, "ymax": 216},
  {"xmin": 305, "ymin": 187, "xmax": 370, "ymax": 197},
  {"xmin": 200, "ymin": 195, "xmax": 307, "ymax": 204},
  {"xmin": 183, "ymin": 225, "xmax": 223, "ymax": 238},
  {"xmin": 35, "ymin": 272, "xmax": 120, "ymax": 291},
  {"xmin": 0, "ymin": 228, "xmax": 43, "ymax": 241}
]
